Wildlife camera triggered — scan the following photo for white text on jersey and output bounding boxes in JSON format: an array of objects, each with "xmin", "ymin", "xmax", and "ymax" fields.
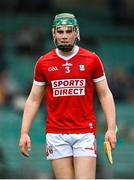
[
  {"xmin": 48, "ymin": 66, "xmax": 58, "ymax": 71},
  {"xmin": 51, "ymin": 79, "xmax": 86, "ymax": 97}
]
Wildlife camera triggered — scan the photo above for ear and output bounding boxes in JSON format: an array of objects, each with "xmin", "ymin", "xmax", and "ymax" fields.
[
  {"xmin": 52, "ymin": 28, "xmax": 56, "ymax": 41},
  {"xmin": 76, "ymin": 28, "xmax": 80, "ymax": 41}
]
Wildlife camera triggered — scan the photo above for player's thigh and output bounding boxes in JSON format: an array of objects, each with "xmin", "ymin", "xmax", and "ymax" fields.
[
  {"xmin": 51, "ymin": 156, "xmax": 75, "ymax": 179},
  {"xmin": 74, "ymin": 156, "xmax": 96, "ymax": 179}
]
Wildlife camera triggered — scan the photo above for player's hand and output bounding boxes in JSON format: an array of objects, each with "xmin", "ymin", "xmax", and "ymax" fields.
[
  {"xmin": 19, "ymin": 133, "xmax": 31, "ymax": 157},
  {"xmin": 105, "ymin": 129, "xmax": 117, "ymax": 150}
]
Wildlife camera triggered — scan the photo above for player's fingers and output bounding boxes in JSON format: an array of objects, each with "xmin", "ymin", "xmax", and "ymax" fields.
[
  {"xmin": 105, "ymin": 136, "xmax": 116, "ymax": 150},
  {"xmin": 104, "ymin": 136, "xmax": 109, "ymax": 141},
  {"xmin": 110, "ymin": 139, "xmax": 116, "ymax": 150},
  {"xmin": 27, "ymin": 140, "xmax": 31, "ymax": 151},
  {"xmin": 19, "ymin": 143, "xmax": 29, "ymax": 157}
]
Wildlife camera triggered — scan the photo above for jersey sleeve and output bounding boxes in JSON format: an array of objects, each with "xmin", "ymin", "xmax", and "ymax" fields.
[
  {"xmin": 92, "ymin": 54, "xmax": 106, "ymax": 83},
  {"xmin": 33, "ymin": 56, "xmax": 46, "ymax": 86}
]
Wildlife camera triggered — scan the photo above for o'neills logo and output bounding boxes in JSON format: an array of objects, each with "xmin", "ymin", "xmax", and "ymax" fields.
[{"xmin": 51, "ymin": 79, "xmax": 86, "ymax": 97}]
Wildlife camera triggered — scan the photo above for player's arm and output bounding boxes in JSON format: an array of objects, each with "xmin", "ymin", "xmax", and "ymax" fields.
[
  {"xmin": 95, "ymin": 79, "xmax": 117, "ymax": 150},
  {"xmin": 19, "ymin": 84, "xmax": 45, "ymax": 157}
]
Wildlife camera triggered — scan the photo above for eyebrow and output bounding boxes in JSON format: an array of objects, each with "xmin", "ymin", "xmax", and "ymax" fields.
[{"xmin": 56, "ymin": 26, "xmax": 74, "ymax": 30}]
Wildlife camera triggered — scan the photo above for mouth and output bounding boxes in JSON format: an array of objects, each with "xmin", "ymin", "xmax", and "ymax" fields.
[{"xmin": 61, "ymin": 41, "xmax": 69, "ymax": 44}]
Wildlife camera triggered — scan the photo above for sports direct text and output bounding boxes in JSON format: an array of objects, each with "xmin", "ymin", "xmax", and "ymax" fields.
[{"xmin": 51, "ymin": 79, "xmax": 86, "ymax": 97}]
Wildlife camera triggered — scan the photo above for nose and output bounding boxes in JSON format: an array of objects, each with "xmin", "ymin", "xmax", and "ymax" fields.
[{"xmin": 62, "ymin": 32, "xmax": 68, "ymax": 39}]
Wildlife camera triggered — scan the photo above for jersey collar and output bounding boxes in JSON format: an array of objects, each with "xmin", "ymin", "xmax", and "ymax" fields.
[{"xmin": 56, "ymin": 45, "xmax": 79, "ymax": 61}]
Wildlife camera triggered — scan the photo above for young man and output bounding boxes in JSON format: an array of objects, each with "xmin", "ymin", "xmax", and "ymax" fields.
[{"xmin": 19, "ymin": 13, "xmax": 117, "ymax": 179}]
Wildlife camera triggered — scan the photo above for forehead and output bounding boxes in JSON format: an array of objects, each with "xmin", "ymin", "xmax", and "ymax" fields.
[{"xmin": 56, "ymin": 26, "xmax": 74, "ymax": 31}]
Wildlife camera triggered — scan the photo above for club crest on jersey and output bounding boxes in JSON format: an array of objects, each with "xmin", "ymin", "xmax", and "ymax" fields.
[{"xmin": 79, "ymin": 65, "xmax": 85, "ymax": 71}]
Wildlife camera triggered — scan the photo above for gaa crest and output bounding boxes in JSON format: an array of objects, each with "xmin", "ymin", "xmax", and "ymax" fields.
[
  {"xmin": 79, "ymin": 64, "xmax": 85, "ymax": 71},
  {"xmin": 48, "ymin": 146, "xmax": 53, "ymax": 154}
]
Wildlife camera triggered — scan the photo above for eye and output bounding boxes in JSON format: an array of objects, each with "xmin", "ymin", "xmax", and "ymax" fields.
[
  {"xmin": 66, "ymin": 30, "xmax": 73, "ymax": 33},
  {"xmin": 57, "ymin": 30, "xmax": 63, "ymax": 34}
]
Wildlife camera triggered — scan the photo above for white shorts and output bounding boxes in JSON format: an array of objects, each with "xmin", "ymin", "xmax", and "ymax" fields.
[{"xmin": 46, "ymin": 133, "xmax": 96, "ymax": 160}]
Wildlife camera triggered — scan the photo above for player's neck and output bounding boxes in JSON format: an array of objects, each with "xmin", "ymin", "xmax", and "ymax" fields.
[{"xmin": 58, "ymin": 45, "xmax": 77, "ymax": 57}]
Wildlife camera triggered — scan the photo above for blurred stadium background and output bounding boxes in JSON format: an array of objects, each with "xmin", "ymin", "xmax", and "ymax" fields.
[{"xmin": 0, "ymin": 0, "xmax": 134, "ymax": 178}]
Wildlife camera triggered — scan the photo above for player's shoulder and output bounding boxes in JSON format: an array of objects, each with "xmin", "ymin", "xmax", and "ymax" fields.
[
  {"xmin": 37, "ymin": 49, "xmax": 56, "ymax": 63},
  {"xmin": 79, "ymin": 47, "xmax": 101, "ymax": 62},
  {"xmin": 79, "ymin": 47, "xmax": 96, "ymax": 57}
]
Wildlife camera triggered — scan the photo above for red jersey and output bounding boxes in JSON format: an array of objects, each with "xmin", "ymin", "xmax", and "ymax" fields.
[{"xmin": 34, "ymin": 46, "xmax": 105, "ymax": 134}]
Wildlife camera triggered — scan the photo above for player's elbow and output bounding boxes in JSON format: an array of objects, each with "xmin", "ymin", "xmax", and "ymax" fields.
[{"xmin": 98, "ymin": 88, "xmax": 113, "ymax": 101}]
